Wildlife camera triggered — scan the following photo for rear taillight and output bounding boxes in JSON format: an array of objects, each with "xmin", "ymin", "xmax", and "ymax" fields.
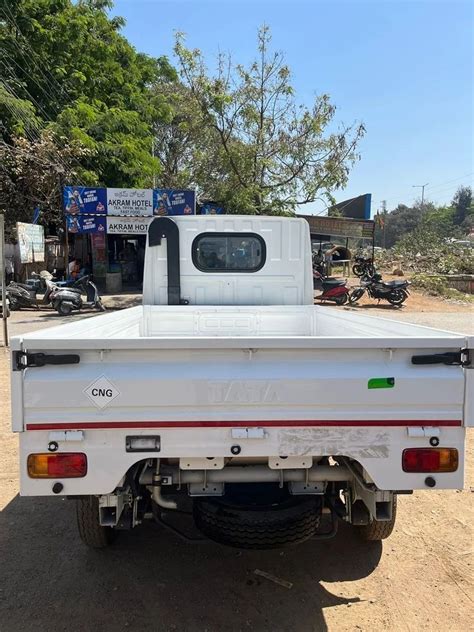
[
  {"xmin": 27, "ymin": 453, "xmax": 87, "ymax": 478},
  {"xmin": 402, "ymin": 448, "xmax": 458, "ymax": 473}
]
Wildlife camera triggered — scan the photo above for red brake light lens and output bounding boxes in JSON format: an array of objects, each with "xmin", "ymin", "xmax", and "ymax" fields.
[
  {"xmin": 402, "ymin": 448, "xmax": 458, "ymax": 473},
  {"xmin": 27, "ymin": 453, "xmax": 88, "ymax": 478}
]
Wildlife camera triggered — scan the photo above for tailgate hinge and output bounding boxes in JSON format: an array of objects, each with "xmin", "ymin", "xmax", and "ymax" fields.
[
  {"xmin": 13, "ymin": 351, "xmax": 80, "ymax": 370},
  {"xmin": 411, "ymin": 348, "xmax": 471, "ymax": 367}
]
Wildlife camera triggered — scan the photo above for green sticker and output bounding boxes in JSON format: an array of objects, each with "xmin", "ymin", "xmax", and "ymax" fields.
[{"xmin": 368, "ymin": 377, "xmax": 395, "ymax": 389}]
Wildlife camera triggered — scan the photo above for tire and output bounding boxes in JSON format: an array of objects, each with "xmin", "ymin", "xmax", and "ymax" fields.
[
  {"xmin": 356, "ymin": 496, "xmax": 397, "ymax": 541},
  {"xmin": 349, "ymin": 288, "xmax": 364, "ymax": 304},
  {"xmin": 193, "ymin": 485, "xmax": 321, "ymax": 549},
  {"xmin": 76, "ymin": 496, "xmax": 118, "ymax": 548},
  {"xmin": 352, "ymin": 264, "xmax": 364, "ymax": 277},
  {"xmin": 334, "ymin": 294, "xmax": 348, "ymax": 305},
  {"xmin": 57, "ymin": 301, "xmax": 73, "ymax": 316},
  {"xmin": 387, "ymin": 289, "xmax": 407, "ymax": 306}
]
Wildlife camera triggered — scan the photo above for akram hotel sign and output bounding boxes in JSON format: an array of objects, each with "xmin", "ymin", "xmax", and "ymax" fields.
[{"xmin": 63, "ymin": 187, "xmax": 195, "ymax": 234}]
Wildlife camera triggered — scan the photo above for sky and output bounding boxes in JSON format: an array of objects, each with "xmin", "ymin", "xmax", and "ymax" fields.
[{"xmin": 112, "ymin": 0, "xmax": 473, "ymax": 216}]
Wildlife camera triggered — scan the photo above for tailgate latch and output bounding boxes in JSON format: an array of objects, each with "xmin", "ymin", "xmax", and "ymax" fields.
[
  {"xmin": 13, "ymin": 351, "xmax": 80, "ymax": 370},
  {"xmin": 411, "ymin": 349, "xmax": 471, "ymax": 367}
]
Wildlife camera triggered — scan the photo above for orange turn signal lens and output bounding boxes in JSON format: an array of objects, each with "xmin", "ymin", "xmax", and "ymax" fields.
[
  {"xmin": 402, "ymin": 448, "xmax": 458, "ymax": 473},
  {"xmin": 27, "ymin": 453, "xmax": 87, "ymax": 478}
]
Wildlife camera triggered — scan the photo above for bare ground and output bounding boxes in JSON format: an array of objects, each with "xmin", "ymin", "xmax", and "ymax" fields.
[{"xmin": 0, "ymin": 301, "xmax": 473, "ymax": 632}]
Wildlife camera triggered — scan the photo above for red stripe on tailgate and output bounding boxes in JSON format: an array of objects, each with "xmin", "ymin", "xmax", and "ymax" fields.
[{"xmin": 25, "ymin": 419, "xmax": 462, "ymax": 430}]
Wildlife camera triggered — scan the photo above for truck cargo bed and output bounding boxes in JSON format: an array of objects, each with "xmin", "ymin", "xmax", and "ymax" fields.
[{"xmin": 11, "ymin": 304, "xmax": 470, "ymax": 350}]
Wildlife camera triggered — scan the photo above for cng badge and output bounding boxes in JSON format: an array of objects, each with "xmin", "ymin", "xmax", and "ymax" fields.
[{"xmin": 84, "ymin": 376, "xmax": 121, "ymax": 409}]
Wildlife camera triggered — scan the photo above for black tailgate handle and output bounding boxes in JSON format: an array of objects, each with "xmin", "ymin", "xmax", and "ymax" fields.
[
  {"xmin": 411, "ymin": 350, "xmax": 470, "ymax": 367},
  {"xmin": 14, "ymin": 351, "xmax": 80, "ymax": 370}
]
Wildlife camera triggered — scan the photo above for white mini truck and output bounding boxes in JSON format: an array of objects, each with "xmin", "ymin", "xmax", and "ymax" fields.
[{"xmin": 11, "ymin": 216, "xmax": 473, "ymax": 549}]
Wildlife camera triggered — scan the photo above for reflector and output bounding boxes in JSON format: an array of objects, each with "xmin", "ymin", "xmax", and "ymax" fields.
[
  {"xmin": 27, "ymin": 453, "xmax": 87, "ymax": 478},
  {"xmin": 402, "ymin": 448, "xmax": 458, "ymax": 473}
]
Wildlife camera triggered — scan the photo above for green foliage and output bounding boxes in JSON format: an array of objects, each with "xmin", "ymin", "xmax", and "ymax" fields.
[
  {"xmin": 0, "ymin": 130, "xmax": 89, "ymax": 235},
  {"xmin": 394, "ymin": 228, "xmax": 474, "ymax": 274},
  {"xmin": 0, "ymin": 0, "xmax": 176, "ymax": 213},
  {"xmin": 452, "ymin": 186, "xmax": 472, "ymax": 226},
  {"xmin": 173, "ymin": 27, "xmax": 365, "ymax": 214},
  {"xmin": 375, "ymin": 187, "xmax": 473, "ymax": 249},
  {"xmin": 411, "ymin": 274, "xmax": 474, "ymax": 303}
]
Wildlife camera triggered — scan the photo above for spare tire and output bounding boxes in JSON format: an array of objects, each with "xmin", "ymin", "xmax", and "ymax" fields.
[{"xmin": 193, "ymin": 484, "xmax": 322, "ymax": 549}]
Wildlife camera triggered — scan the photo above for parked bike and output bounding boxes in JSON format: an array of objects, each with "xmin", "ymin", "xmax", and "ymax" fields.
[
  {"xmin": 314, "ymin": 270, "xmax": 350, "ymax": 305},
  {"xmin": 349, "ymin": 273, "xmax": 410, "ymax": 306},
  {"xmin": 6, "ymin": 281, "xmax": 41, "ymax": 310},
  {"xmin": 49, "ymin": 275, "xmax": 106, "ymax": 316},
  {"xmin": 352, "ymin": 255, "xmax": 375, "ymax": 278}
]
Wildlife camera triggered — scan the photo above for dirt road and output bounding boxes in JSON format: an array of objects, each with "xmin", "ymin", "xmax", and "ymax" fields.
[{"xmin": 1, "ymin": 304, "xmax": 473, "ymax": 631}]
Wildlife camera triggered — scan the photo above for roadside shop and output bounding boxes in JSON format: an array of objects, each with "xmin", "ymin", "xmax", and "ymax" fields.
[{"xmin": 64, "ymin": 187, "xmax": 195, "ymax": 291}]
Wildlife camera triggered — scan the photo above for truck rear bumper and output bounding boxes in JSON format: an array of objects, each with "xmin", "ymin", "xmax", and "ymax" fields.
[{"xmin": 19, "ymin": 424, "xmax": 466, "ymax": 496}]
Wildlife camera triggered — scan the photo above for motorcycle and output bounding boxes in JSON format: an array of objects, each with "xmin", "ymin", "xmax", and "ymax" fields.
[
  {"xmin": 313, "ymin": 269, "xmax": 350, "ymax": 305},
  {"xmin": 352, "ymin": 255, "xmax": 375, "ymax": 278},
  {"xmin": 6, "ymin": 281, "xmax": 41, "ymax": 310},
  {"xmin": 49, "ymin": 275, "xmax": 106, "ymax": 316},
  {"xmin": 349, "ymin": 273, "xmax": 410, "ymax": 306}
]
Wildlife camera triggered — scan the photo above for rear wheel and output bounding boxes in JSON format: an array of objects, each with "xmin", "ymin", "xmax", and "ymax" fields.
[
  {"xmin": 57, "ymin": 301, "xmax": 73, "ymax": 316},
  {"xmin": 349, "ymin": 288, "xmax": 364, "ymax": 304},
  {"xmin": 352, "ymin": 264, "xmax": 364, "ymax": 277},
  {"xmin": 8, "ymin": 297, "xmax": 20, "ymax": 311},
  {"xmin": 356, "ymin": 496, "xmax": 397, "ymax": 541},
  {"xmin": 334, "ymin": 294, "xmax": 348, "ymax": 305},
  {"xmin": 76, "ymin": 496, "xmax": 118, "ymax": 548},
  {"xmin": 387, "ymin": 289, "xmax": 407, "ymax": 306}
]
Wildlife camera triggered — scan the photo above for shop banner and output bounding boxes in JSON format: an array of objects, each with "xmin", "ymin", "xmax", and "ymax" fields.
[
  {"xmin": 299, "ymin": 215, "xmax": 375, "ymax": 240},
  {"xmin": 66, "ymin": 215, "xmax": 107, "ymax": 234},
  {"xmin": 17, "ymin": 222, "xmax": 45, "ymax": 263},
  {"xmin": 153, "ymin": 189, "xmax": 195, "ymax": 216},
  {"xmin": 201, "ymin": 202, "xmax": 224, "ymax": 215},
  {"xmin": 107, "ymin": 217, "xmax": 153, "ymax": 235},
  {"xmin": 63, "ymin": 187, "xmax": 196, "ymax": 218},
  {"xmin": 107, "ymin": 188, "xmax": 153, "ymax": 216},
  {"xmin": 63, "ymin": 187, "xmax": 107, "ymax": 215}
]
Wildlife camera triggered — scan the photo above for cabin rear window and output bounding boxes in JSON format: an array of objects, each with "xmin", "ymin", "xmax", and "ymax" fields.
[{"xmin": 192, "ymin": 233, "xmax": 266, "ymax": 272}]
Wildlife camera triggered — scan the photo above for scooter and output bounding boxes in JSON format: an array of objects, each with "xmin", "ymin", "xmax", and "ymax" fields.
[
  {"xmin": 313, "ymin": 270, "xmax": 350, "ymax": 305},
  {"xmin": 349, "ymin": 273, "xmax": 410, "ymax": 306},
  {"xmin": 49, "ymin": 275, "xmax": 106, "ymax": 316}
]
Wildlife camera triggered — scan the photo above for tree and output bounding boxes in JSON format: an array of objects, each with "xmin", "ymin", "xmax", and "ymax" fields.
[
  {"xmin": 451, "ymin": 186, "xmax": 472, "ymax": 226},
  {"xmin": 375, "ymin": 203, "xmax": 428, "ymax": 248},
  {"xmin": 0, "ymin": 130, "xmax": 87, "ymax": 236},
  {"xmin": 0, "ymin": 0, "xmax": 176, "ymax": 189},
  {"xmin": 174, "ymin": 26, "xmax": 365, "ymax": 214}
]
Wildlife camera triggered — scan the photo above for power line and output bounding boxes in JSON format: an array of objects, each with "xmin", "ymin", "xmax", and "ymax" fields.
[
  {"xmin": 424, "ymin": 172, "xmax": 474, "ymax": 192},
  {"xmin": 381, "ymin": 172, "xmax": 473, "ymax": 206}
]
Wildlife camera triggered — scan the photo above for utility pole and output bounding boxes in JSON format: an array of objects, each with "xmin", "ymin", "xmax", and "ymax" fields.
[
  {"xmin": 151, "ymin": 136, "xmax": 157, "ymax": 189},
  {"xmin": 380, "ymin": 200, "xmax": 387, "ymax": 249},
  {"xmin": 0, "ymin": 214, "xmax": 8, "ymax": 347},
  {"xmin": 412, "ymin": 183, "xmax": 429, "ymax": 205}
]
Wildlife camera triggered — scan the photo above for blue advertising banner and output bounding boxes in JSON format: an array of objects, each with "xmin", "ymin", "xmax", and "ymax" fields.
[
  {"xmin": 153, "ymin": 189, "xmax": 195, "ymax": 216},
  {"xmin": 63, "ymin": 187, "xmax": 107, "ymax": 215},
  {"xmin": 66, "ymin": 215, "xmax": 107, "ymax": 234},
  {"xmin": 63, "ymin": 187, "xmax": 195, "ymax": 217},
  {"xmin": 201, "ymin": 202, "xmax": 224, "ymax": 215}
]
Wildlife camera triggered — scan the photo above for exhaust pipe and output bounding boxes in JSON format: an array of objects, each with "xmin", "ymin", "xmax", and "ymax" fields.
[{"xmin": 148, "ymin": 217, "xmax": 184, "ymax": 306}]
